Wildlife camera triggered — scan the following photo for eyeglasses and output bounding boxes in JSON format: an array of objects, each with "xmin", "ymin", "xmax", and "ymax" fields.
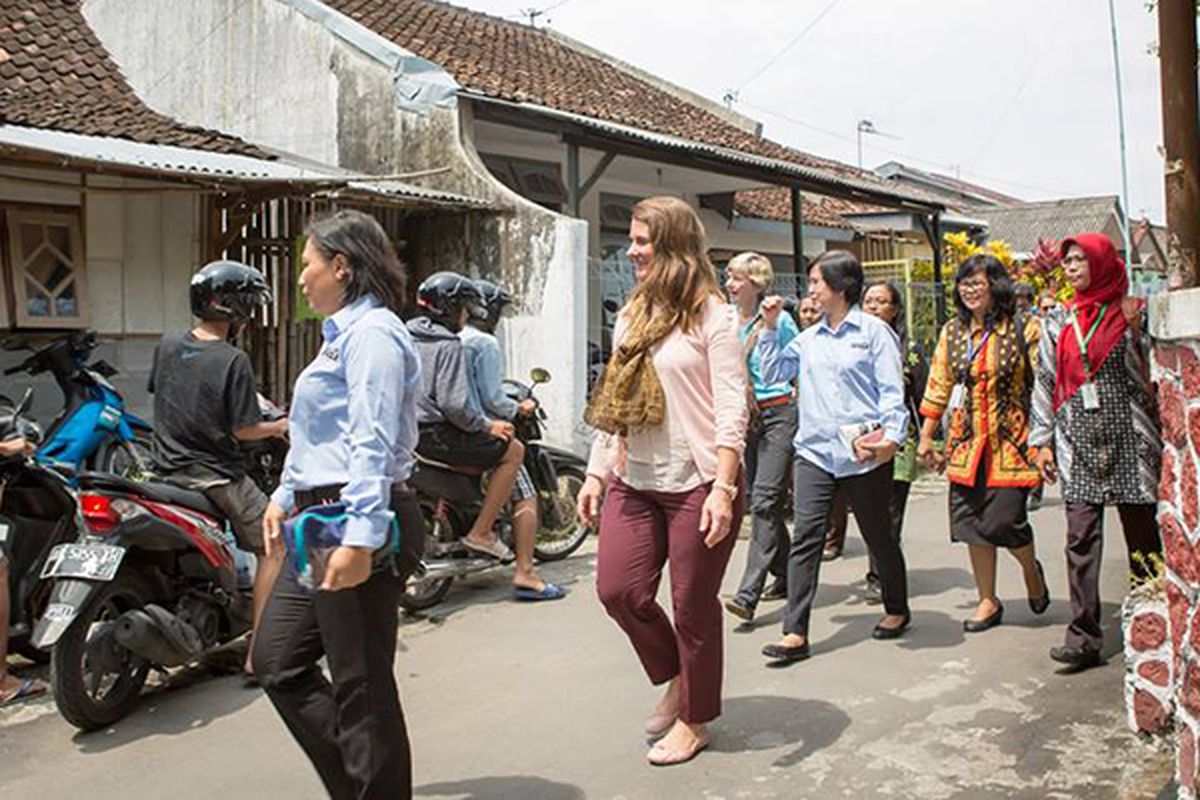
[{"xmin": 957, "ymin": 280, "xmax": 989, "ymax": 293}]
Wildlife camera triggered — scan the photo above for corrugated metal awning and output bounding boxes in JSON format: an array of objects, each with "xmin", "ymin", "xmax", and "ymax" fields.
[
  {"xmin": 0, "ymin": 124, "xmax": 491, "ymax": 210},
  {"xmin": 467, "ymin": 94, "xmax": 945, "ymax": 213}
]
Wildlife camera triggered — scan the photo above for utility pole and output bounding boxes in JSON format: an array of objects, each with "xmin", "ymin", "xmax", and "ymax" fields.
[
  {"xmin": 1158, "ymin": 0, "xmax": 1200, "ymax": 289},
  {"xmin": 1106, "ymin": 0, "xmax": 1133, "ymax": 270}
]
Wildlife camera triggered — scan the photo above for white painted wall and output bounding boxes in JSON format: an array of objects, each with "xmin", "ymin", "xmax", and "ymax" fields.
[{"xmin": 497, "ymin": 216, "xmax": 590, "ymax": 452}]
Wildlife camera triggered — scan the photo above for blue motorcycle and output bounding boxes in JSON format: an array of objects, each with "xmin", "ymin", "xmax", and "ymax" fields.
[{"xmin": 2, "ymin": 332, "xmax": 153, "ymax": 477}]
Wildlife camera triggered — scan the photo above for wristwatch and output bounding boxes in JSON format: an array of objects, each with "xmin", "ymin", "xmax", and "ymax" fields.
[{"xmin": 712, "ymin": 479, "xmax": 738, "ymax": 500}]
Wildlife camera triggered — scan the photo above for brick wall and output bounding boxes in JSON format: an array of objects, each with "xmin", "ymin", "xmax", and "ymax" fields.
[{"xmin": 1153, "ymin": 338, "xmax": 1200, "ymax": 796}]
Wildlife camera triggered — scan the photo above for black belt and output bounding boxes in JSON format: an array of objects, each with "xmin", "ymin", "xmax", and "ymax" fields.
[{"xmin": 293, "ymin": 482, "xmax": 410, "ymax": 512}]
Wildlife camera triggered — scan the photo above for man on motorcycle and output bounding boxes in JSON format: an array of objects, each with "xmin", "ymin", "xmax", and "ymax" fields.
[
  {"xmin": 147, "ymin": 261, "xmax": 286, "ymax": 680},
  {"xmin": 408, "ymin": 272, "xmax": 524, "ymax": 563},
  {"xmin": 460, "ymin": 279, "xmax": 565, "ymax": 601},
  {"xmin": 0, "ymin": 435, "xmax": 47, "ymax": 706}
]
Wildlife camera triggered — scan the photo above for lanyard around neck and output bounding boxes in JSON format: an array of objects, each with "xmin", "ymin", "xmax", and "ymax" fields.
[
  {"xmin": 957, "ymin": 324, "xmax": 992, "ymax": 381},
  {"xmin": 1069, "ymin": 303, "xmax": 1108, "ymax": 376}
]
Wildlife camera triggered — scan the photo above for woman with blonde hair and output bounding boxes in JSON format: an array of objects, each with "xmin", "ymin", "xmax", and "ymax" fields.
[
  {"xmin": 577, "ymin": 196, "xmax": 748, "ymax": 766},
  {"xmin": 725, "ymin": 252, "xmax": 798, "ymax": 621}
]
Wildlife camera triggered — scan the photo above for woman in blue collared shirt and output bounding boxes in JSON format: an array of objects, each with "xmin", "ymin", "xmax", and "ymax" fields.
[
  {"xmin": 253, "ymin": 210, "xmax": 424, "ymax": 800},
  {"xmin": 756, "ymin": 251, "xmax": 912, "ymax": 663}
]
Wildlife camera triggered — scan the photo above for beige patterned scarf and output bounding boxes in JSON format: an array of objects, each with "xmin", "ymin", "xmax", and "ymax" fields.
[{"xmin": 584, "ymin": 309, "xmax": 678, "ymax": 435}]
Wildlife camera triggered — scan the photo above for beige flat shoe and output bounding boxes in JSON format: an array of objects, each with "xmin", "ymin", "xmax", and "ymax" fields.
[
  {"xmin": 644, "ymin": 711, "xmax": 678, "ymax": 738},
  {"xmin": 647, "ymin": 731, "xmax": 710, "ymax": 766}
]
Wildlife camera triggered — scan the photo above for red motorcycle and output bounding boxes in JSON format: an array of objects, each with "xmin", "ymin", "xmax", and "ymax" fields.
[{"xmin": 31, "ymin": 471, "xmax": 253, "ymax": 731}]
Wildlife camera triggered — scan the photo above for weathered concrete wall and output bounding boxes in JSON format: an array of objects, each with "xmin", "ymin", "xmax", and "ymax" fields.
[
  {"xmin": 85, "ymin": 0, "xmax": 590, "ymax": 450},
  {"xmin": 1149, "ymin": 286, "xmax": 1200, "ymax": 797}
]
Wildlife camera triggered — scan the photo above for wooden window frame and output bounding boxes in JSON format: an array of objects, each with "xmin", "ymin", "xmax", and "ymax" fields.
[{"xmin": 6, "ymin": 206, "xmax": 89, "ymax": 330}]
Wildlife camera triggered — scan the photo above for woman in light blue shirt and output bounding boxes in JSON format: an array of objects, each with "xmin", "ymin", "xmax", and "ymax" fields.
[
  {"xmin": 253, "ymin": 210, "xmax": 424, "ymax": 799},
  {"xmin": 724, "ymin": 252, "xmax": 799, "ymax": 622},
  {"xmin": 756, "ymin": 251, "xmax": 911, "ymax": 663}
]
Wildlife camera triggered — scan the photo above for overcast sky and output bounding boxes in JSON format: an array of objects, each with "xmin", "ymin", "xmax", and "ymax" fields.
[{"xmin": 455, "ymin": 0, "xmax": 1168, "ymax": 221}]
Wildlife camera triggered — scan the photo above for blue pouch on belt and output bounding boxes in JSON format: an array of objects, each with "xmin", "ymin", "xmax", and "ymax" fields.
[{"xmin": 283, "ymin": 503, "xmax": 402, "ymax": 592}]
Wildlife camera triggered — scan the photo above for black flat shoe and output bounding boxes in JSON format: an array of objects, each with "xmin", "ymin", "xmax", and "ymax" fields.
[
  {"xmin": 762, "ymin": 641, "xmax": 810, "ymax": 662},
  {"xmin": 872, "ymin": 614, "xmax": 911, "ymax": 640},
  {"xmin": 724, "ymin": 598, "xmax": 755, "ymax": 622},
  {"xmin": 963, "ymin": 603, "xmax": 1004, "ymax": 633},
  {"xmin": 1049, "ymin": 645, "xmax": 1102, "ymax": 671},
  {"xmin": 1029, "ymin": 561, "xmax": 1050, "ymax": 615}
]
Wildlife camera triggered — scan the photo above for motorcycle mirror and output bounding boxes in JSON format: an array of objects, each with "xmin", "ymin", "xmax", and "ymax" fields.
[
  {"xmin": 16, "ymin": 387, "xmax": 33, "ymax": 417},
  {"xmin": 530, "ymin": 367, "xmax": 551, "ymax": 385}
]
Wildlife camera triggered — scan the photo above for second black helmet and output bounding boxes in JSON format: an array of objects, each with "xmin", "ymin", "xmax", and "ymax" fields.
[{"xmin": 416, "ymin": 271, "xmax": 486, "ymax": 329}]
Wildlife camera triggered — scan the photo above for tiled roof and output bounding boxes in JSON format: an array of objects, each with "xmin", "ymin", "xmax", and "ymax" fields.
[
  {"xmin": 981, "ymin": 196, "xmax": 1123, "ymax": 254},
  {"xmin": 324, "ymin": 0, "xmax": 924, "ymax": 206},
  {"xmin": 0, "ymin": 1, "xmax": 266, "ymax": 158},
  {"xmin": 732, "ymin": 187, "xmax": 869, "ymax": 230}
]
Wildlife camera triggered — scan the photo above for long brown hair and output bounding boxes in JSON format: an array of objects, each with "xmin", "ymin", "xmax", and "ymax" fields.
[{"xmin": 623, "ymin": 196, "xmax": 722, "ymax": 335}]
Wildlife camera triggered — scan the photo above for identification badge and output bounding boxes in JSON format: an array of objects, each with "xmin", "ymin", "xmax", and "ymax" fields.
[
  {"xmin": 1081, "ymin": 382, "xmax": 1100, "ymax": 411},
  {"xmin": 948, "ymin": 383, "xmax": 967, "ymax": 410}
]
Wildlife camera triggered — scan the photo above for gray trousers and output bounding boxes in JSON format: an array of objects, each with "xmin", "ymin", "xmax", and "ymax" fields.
[
  {"xmin": 733, "ymin": 400, "xmax": 797, "ymax": 608},
  {"xmin": 784, "ymin": 457, "xmax": 910, "ymax": 637}
]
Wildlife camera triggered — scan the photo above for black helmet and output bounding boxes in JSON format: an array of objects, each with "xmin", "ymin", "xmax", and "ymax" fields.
[
  {"xmin": 190, "ymin": 261, "xmax": 271, "ymax": 322},
  {"xmin": 473, "ymin": 279, "xmax": 512, "ymax": 328},
  {"xmin": 416, "ymin": 271, "xmax": 486, "ymax": 330}
]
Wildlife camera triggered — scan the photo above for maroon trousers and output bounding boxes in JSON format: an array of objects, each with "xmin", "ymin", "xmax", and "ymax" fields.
[{"xmin": 596, "ymin": 476, "xmax": 745, "ymax": 724}]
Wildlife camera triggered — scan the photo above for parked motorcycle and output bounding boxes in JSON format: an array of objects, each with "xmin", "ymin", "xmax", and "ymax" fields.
[
  {"xmin": 31, "ymin": 470, "xmax": 253, "ymax": 731},
  {"xmin": 403, "ymin": 367, "xmax": 592, "ymax": 611},
  {"xmin": 0, "ymin": 389, "xmax": 81, "ymax": 664},
  {"xmin": 3, "ymin": 332, "xmax": 153, "ymax": 477},
  {"xmin": 242, "ymin": 394, "xmax": 288, "ymax": 496}
]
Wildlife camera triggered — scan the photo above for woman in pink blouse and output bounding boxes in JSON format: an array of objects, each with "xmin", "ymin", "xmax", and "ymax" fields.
[{"xmin": 577, "ymin": 196, "xmax": 748, "ymax": 767}]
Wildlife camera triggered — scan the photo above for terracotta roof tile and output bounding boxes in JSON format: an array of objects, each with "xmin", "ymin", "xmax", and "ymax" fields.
[
  {"xmin": 0, "ymin": 0, "xmax": 265, "ymax": 158},
  {"xmin": 324, "ymin": 0, "xmax": 899, "ymax": 206},
  {"xmin": 732, "ymin": 187, "xmax": 879, "ymax": 230}
]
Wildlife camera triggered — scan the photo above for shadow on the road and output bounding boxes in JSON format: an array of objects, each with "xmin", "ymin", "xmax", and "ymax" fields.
[
  {"xmin": 71, "ymin": 649, "xmax": 259, "ymax": 753},
  {"xmin": 400, "ymin": 550, "xmax": 596, "ymax": 629},
  {"xmin": 906, "ymin": 566, "xmax": 976, "ymax": 598},
  {"xmin": 717, "ymin": 695, "xmax": 850, "ymax": 768},
  {"xmin": 416, "ymin": 775, "xmax": 584, "ymax": 799}
]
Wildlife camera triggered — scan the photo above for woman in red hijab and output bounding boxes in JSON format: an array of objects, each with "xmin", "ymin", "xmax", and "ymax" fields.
[{"xmin": 1028, "ymin": 233, "xmax": 1162, "ymax": 671}]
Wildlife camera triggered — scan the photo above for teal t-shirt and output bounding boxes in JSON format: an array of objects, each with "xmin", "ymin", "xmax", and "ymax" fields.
[{"xmin": 741, "ymin": 311, "xmax": 799, "ymax": 402}]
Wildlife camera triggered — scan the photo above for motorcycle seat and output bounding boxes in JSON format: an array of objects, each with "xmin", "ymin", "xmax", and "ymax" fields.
[
  {"xmin": 75, "ymin": 472, "xmax": 224, "ymax": 520},
  {"xmin": 413, "ymin": 454, "xmax": 485, "ymax": 477}
]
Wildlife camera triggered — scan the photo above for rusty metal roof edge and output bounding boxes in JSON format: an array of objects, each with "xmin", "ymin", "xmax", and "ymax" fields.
[{"xmin": 0, "ymin": 124, "xmax": 491, "ymax": 209}]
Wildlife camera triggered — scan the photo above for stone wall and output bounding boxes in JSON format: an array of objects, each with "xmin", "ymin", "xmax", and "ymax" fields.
[{"xmin": 1150, "ymin": 288, "xmax": 1200, "ymax": 797}]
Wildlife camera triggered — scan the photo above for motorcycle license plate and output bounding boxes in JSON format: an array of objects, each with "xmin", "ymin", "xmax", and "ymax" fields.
[{"xmin": 40, "ymin": 543, "xmax": 125, "ymax": 581}]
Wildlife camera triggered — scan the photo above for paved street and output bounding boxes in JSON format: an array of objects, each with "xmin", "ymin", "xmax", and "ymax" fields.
[{"xmin": 0, "ymin": 480, "xmax": 1176, "ymax": 799}]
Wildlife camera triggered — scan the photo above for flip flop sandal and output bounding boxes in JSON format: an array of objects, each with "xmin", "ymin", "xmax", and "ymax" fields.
[
  {"xmin": 463, "ymin": 537, "xmax": 515, "ymax": 563},
  {"xmin": 0, "ymin": 677, "xmax": 48, "ymax": 708},
  {"xmin": 513, "ymin": 583, "xmax": 567, "ymax": 602}
]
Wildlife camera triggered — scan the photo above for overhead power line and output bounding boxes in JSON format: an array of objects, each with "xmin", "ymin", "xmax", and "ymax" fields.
[{"xmin": 734, "ymin": 0, "xmax": 846, "ymax": 92}]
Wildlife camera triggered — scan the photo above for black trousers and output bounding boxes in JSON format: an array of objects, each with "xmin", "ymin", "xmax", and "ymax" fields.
[
  {"xmin": 253, "ymin": 490, "xmax": 424, "ymax": 800},
  {"xmin": 784, "ymin": 457, "xmax": 909, "ymax": 637},
  {"xmin": 1064, "ymin": 502, "xmax": 1161, "ymax": 653},
  {"xmin": 867, "ymin": 479, "xmax": 912, "ymax": 583},
  {"xmin": 734, "ymin": 400, "xmax": 797, "ymax": 608}
]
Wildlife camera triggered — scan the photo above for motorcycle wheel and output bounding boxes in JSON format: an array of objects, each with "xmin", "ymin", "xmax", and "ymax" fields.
[
  {"xmin": 51, "ymin": 573, "xmax": 152, "ymax": 732},
  {"xmin": 533, "ymin": 465, "xmax": 593, "ymax": 562},
  {"xmin": 95, "ymin": 432, "xmax": 154, "ymax": 480},
  {"xmin": 397, "ymin": 502, "xmax": 455, "ymax": 613}
]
